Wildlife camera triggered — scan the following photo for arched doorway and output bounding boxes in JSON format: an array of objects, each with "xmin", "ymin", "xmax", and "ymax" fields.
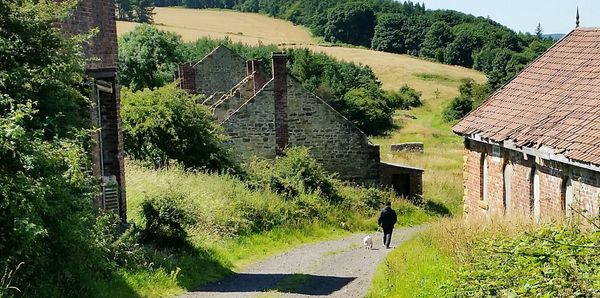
[
  {"xmin": 532, "ymin": 168, "xmax": 541, "ymax": 220},
  {"xmin": 503, "ymin": 163, "xmax": 513, "ymax": 215},
  {"xmin": 562, "ymin": 177, "xmax": 573, "ymax": 217}
]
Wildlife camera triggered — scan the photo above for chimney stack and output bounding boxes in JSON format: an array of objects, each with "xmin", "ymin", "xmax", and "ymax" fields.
[
  {"xmin": 177, "ymin": 63, "xmax": 197, "ymax": 94},
  {"xmin": 272, "ymin": 52, "xmax": 288, "ymax": 155},
  {"xmin": 246, "ymin": 59, "xmax": 267, "ymax": 95}
]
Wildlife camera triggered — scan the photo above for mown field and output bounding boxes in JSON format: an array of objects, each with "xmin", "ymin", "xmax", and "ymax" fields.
[{"xmin": 116, "ymin": 7, "xmax": 486, "ymax": 215}]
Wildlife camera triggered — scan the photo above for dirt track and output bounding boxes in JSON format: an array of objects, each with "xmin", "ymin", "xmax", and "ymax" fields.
[{"xmin": 181, "ymin": 226, "xmax": 422, "ymax": 297}]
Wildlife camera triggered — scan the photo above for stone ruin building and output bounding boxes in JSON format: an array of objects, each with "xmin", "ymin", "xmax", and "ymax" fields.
[
  {"xmin": 178, "ymin": 45, "xmax": 423, "ymax": 198},
  {"xmin": 454, "ymin": 28, "xmax": 600, "ymax": 220},
  {"xmin": 59, "ymin": 0, "xmax": 127, "ymax": 220}
]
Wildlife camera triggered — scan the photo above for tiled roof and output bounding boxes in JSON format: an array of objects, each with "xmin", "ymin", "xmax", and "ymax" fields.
[{"xmin": 453, "ymin": 28, "xmax": 600, "ymax": 166}]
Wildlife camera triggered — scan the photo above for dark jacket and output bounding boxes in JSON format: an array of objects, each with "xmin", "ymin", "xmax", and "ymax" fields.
[{"xmin": 378, "ymin": 206, "xmax": 397, "ymax": 229}]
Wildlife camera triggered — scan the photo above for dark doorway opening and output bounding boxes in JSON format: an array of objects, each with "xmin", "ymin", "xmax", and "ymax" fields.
[{"xmin": 392, "ymin": 174, "xmax": 411, "ymax": 197}]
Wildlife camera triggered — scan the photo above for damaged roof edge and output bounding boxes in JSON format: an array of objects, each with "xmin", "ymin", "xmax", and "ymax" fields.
[{"xmin": 465, "ymin": 134, "xmax": 600, "ymax": 173}]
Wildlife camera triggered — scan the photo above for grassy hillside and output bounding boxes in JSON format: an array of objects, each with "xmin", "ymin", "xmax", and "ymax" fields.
[{"xmin": 117, "ymin": 7, "xmax": 487, "ymax": 214}]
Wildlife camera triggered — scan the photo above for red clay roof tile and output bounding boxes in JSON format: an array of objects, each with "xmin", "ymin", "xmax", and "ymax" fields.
[{"xmin": 454, "ymin": 28, "xmax": 600, "ymax": 166}]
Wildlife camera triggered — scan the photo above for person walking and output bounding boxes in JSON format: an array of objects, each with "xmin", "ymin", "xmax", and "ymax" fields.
[{"xmin": 378, "ymin": 201, "xmax": 397, "ymax": 249}]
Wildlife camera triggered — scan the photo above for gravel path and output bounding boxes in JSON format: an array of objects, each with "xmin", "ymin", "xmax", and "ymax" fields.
[{"xmin": 181, "ymin": 226, "xmax": 423, "ymax": 298}]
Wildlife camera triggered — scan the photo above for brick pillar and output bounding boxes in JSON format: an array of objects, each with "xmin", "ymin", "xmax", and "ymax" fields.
[
  {"xmin": 272, "ymin": 53, "xmax": 288, "ymax": 155},
  {"xmin": 249, "ymin": 60, "xmax": 267, "ymax": 94},
  {"xmin": 177, "ymin": 63, "xmax": 197, "ymax": 94}
]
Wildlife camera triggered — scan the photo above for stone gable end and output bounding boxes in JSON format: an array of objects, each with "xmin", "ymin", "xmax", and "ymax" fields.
[
  {"xmin": 286, "ymin": 77, "xmax": 380, "ymax": 184},
  {"xmin": 222, "ymin": 75, "xmax": 380, "ymax": 184},
  {"xmin": 194, "ymin": 45, "xmax": 247, "ymax": 97},
  {"xmin": 222, "ymin": 79, "xmax": 277, "ymax": 159}
]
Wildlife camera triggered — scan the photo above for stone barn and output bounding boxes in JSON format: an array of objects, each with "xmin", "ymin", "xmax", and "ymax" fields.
[
  {"xmin": 178, "ymin": 46, "xmax": 423, "ymax": 196},
  {"xmin": 59, "ymin": 0, "xmax": 127, "ymax": 220},
  {"xmin": 454, "ymin": 28, "xmax": 600, "ymax": 220}
]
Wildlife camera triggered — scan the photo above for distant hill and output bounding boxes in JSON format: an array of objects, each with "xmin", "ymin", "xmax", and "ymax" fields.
[
  {"xmin": 117, "ymin": 8, "xmax": 486, "ymax": 100},
  {"xmin": 543, "ymin": 33, "xmax": 565, "ymax": 41},
  {"xmin": 135, "ymin": 0, "xmax": 554, "ymax": 89}
]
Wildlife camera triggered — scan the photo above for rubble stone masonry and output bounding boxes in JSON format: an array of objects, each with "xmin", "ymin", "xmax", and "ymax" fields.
[{"xmin": 193, "ymin": 46, "xmax": 247, "ymax": 97}]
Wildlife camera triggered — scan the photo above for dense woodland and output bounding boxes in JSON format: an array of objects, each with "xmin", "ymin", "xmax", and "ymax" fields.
[{"xmin": 140, "ymin": 0, "xmax": 556, "ymax": 89}]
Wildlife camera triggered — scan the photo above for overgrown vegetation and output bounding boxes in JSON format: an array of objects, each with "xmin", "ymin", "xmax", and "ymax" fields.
[
  {"xmin": 370, "ymin": 215, "xmax": 600, "ymax": 297},
  {"xmin": 115, "ymin": 0, "xmax": 155, "ymax": 23},
  {"xmin": 118, "ymin": 150, "xmax": 434, "ymax": 296},
  {"xmin": 153, "ymin": 0, "xmax": 554, "ymax": 87},
  {"xmin": 443, "ymin": 79, "xmax": 491, "ymax": 122},
  {"xmin": 118, "ymin": 25, "xmax": 422, "ymax": 134},
  {"xmin": 0, "ymin": 1, "xmax": 129, "ymax": 296},
  {"xmin": 120, "ymin": 83, "xmax": 235, "ymax": 171}
]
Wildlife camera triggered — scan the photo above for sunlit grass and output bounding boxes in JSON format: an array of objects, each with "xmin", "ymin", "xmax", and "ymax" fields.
[
  {"xmin": 368, "ymin": 216, "xmax": 540, "ymax": 298},
  {"xmin": 118, "ymin": 163, "xmax": 434, "ymax": 297},
  {"xmin": 371, "ymin": 71, "xmax": 475, "ymax": 216}
]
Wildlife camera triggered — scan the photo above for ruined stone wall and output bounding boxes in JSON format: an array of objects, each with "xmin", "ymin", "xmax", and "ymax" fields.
[
  {"xmin": 391, "ymin": 142, "xmax": 424, "ymax": 153},
  {"xmin": 380, "ymin": 163, "xmax": 423, "ymax": 199},
  {"xmin": 211, "ymin": 77, "xmax": 254, "ymax": 123},
  {"xmin": 463, "ymin": 139, "xmax": 600, "ymax": 219},
  {"xmin": 194, "ymin": 46, "xmax": 247, "ymax": 97},
  {"xmin": 286, "ymin": 77, "xmax": 380, "ymax": 184},
  {"xmin": 222, "ymin": 80, "xmax": 277, "ymax": 159}
]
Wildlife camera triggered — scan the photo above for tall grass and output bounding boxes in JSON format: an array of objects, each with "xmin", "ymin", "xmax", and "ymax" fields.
[
  {"xmin": 368, "ymin": 216, "xmax": 538, "ymax": 297},
  {"xmin": 118, "ymin": 162, "xmax": 434, "ymax": 297},
  {"xmin": 369, "ymin": 214, "xmax": 600, "ymax": 297}
]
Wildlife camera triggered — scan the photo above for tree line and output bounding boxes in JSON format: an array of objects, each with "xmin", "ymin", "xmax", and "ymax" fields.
[
  {"xmin": 118, "ymin": 25, "xmax": 423, "ymax": 136},
  {"xmin": 151, "ymin": 0, "xmax": 555, "ymax": 90}
]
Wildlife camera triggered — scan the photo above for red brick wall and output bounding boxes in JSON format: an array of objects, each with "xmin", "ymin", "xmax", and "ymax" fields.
[
  {"xmin": 59, "ymin": 0, "xmax": 118, "ymax": 70},
  {"xmin": 59, "ymin": 0, "xmax": 126, "ymax": 221},
  {"xmin": 178, "ymin": 63, "xmax": 197, "ymax": 94},
  {"xmin": 463, "ymin": 139, "xmax": 599, "ymax": 219},
  {"xmin": 272, "ymin": 53, "xmax": 289, "ymax": 154}
]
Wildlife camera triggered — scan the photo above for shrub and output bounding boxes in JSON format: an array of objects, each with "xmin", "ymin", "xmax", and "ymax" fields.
[
  {"xmin": 120, "ymin": 83, "xmax": 236, "ymax": 171},
  {"xmin": 335, "ymin": 87, "xmax": 394, "ymax": 135},
  {"xmin": 139, "ymin": 192, "xmax": 193, "ymax": 247},
  {"xmin": 247, "ymin": 147, "xmax": 342, "ymax": 203},
  {"xmin": 385, "ymin": 84, "xmax": 422, "ymax": 109},
  {"xmin": 119, "ymin": 25, "xmax": 187, "ymax": 91},
  {"xmin": 447, "ymin": 223, "xmax": 600, "ymax": 297},
  {"xmin": 442, "ymin": 95, "xmax": 472, "ymax": 122},
  {"xmin": 442, "ymin": 79, "xmax": 491, "ymax": 122}
]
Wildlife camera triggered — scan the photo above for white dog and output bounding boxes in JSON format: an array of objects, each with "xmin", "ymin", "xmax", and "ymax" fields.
[{"xmin": 363, "ymin": 235, "xmax": 373, "ymax": 250}]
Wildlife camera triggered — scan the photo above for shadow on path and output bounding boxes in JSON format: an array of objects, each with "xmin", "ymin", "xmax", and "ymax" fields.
[{"xmin": 191, "ymin": 273, "xmax": 355, "ymax": 295}]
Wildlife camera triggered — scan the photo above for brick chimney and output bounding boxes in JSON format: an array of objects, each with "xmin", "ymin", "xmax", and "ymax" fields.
[
  {"xmin": 272, "ymin": 52, "xmax": 288, "ymax": 155},
  {"xmin": 177, "ymin": 63, "xmax": 197, "ymax": 94},
  {"xmin": 246, "ymin": 59, "xmax": 267, "ymax": 95}
]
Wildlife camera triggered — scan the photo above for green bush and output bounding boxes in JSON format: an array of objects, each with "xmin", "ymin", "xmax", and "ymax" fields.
[
  {"xmin": 119, "ymin": 25, "xmax": 187, "ymax": 91},
  {"xmin": 140, "ymin": 192, "xmax": 193, "ymax": 247},
  {"xmin": 0, "ymin": 1, "xmax": 129, "ymax": 296},
  {"xmin": 247, "ymin": 147, "xmax": 342, "ymax": 203},
  {"xmin": 385, "ymin": 84, "xmax": 423, "ymax": 110},
  {"xmin": 442, "ymin": 95, "xmax": 473, "ymax": 122},
  {"xmin": 120, "ymin": 83, "xmax": 236, "ymax": 171},
  {"xmin": 335, "ymin": 87, "xmax": 394, "ymax": 135},
  {"xmin": 442, "ymin": 79, "xmax": 491, "ymax": 122},
  {"xmin": 447, "ymin": 224, "xmax": 600, "ymax": 297}
]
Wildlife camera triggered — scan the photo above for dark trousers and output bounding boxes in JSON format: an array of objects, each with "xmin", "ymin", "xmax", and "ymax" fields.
[{"xmin": 382, "ymin": 227, "xmax": 393, "ymax": 247}]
